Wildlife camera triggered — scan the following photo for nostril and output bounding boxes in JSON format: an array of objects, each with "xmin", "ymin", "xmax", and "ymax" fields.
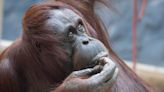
[{"xmin": 82, "ymin": 41, "xmax": 89, "ymax": 45}]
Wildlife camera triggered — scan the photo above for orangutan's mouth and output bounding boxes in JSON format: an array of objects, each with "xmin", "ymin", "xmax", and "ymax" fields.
[
  {"xmin": 85, "ymin": 51, "xmax": 109, "ymax": 68},
  {"xmin": 92, "ymin": 51, "xmax": 109, "ymax": 62}
]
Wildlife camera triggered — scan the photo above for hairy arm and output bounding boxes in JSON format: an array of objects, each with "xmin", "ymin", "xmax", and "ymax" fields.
[{"xmin": 0, "ymin": 59, "xmax": 20, "ymax": 92}]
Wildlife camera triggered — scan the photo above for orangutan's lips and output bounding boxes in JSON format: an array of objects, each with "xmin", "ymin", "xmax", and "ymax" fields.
[
  {"xmin": 91, "ymin": 51, "xmax": 109, "ymax": 63},
  {"xmin": 85, "ymin": 52, "xmax": 108, "ymax": 68}
]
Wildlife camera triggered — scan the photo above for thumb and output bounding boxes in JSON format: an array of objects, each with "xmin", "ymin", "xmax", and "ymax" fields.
[{"xmin": 70, "ymin": 68, "xmax": 94, "ymax": 77}]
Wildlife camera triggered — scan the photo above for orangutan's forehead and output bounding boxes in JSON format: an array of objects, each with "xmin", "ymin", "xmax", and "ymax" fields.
[
  {"xmin": 46, "ymin": 8, "xmax": 81, "ymax": 33},
  {"xmin": 53, "ymin": 9, "xmax": 79, "ymax": 20}
]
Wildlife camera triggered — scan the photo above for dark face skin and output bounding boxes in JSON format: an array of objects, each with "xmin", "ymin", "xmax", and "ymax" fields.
[{"xmin": 46, "ymin": 8, "xmax": 109, "ymax": 70}]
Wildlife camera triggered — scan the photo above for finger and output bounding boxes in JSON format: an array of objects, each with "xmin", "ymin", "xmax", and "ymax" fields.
[
  {"xmin": 105, "ymin": 67, "xmax": 119, "ymax": 85},
  {"xmin": 71, "ymin": 68, "xmax": 94, "ymax": 77},
  {"xmin": 88, "ymin": 58, "xmax": 116, "ymax": 84},
  {"xmin": 99, "ymin": 68, "xmax": 119, "ymax": 91},
  {"xmin": 88, "ymin": 65, "xmax": 103, "ymax": 76},
  {"xmin": 102, "ymin": 57, "xmax": 116, "ymax": 72},
  {"xmin": 100, "ymin": 57, "xmax": 116, "ymax": 77}
]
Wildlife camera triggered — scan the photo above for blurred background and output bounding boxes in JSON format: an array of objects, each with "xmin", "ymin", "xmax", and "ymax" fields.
[{"xmin": 0, "ymin": 0, "xmax": 164, "ymax": 92}]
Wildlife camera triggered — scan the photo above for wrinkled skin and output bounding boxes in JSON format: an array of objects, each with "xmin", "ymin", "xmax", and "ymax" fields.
[
  {"xmin": 46, "ymin": 8, "xmax": 119, "ymax": 92},
  {"xmin": 55, "ymin": 57, "xmax": 118, "ymax": 92}
]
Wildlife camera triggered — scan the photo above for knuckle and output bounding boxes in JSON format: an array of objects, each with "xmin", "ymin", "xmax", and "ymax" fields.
[
  {"xmin": 72, "ymin": 71, "xmax": 78, "ymax": 76},
  {"xmin": 69, "ymin": 71, "xmax": 78, "ymax": 77},
  {"xmin": 85, "ymin": 69, "xmax": 92, "ymax": 72}
]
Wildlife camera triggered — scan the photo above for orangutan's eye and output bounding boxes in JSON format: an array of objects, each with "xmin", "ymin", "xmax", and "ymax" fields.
[{"xmin": 77, "ymin": 24, "xmax": 85, "ymax": 33}]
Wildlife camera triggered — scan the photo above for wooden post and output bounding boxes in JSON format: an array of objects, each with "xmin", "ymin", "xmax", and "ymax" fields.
[
  {"xmin": 0, "ymin": 0, "xmax": 3, "ymax": 40},
  {"xmin": 0, "ymin": 0, "xmax": 3, "ymax": 50},
  {"xmin": 132, "ymin": 0, "xmax": 138, "ymax": 71}
]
